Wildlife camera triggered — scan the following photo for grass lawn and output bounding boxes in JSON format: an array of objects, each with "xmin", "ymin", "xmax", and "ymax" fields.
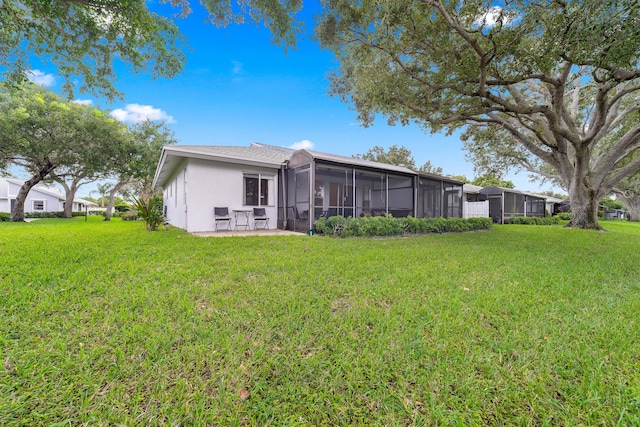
[{"xmin": 1, "ymin": 217, "xmax": 640, "ymax": 426}]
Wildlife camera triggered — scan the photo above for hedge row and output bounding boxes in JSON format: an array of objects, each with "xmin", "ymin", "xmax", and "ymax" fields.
[
  {"xmin": 0, "ymin": 211, "xmax": 89, "ymax": 220},
  {"xmin": 314, "ymin": 215, "xmax": 493, "ymax": 237},
  {"xmin": 505, "ymin": 216, "xmax": 560, "ymax": 225},
  {"xmin": 0, "ymin": 210, "xmax": 133, "ymax": 221},
  {"xmin": 25, "ymin": 211, "xmax": 87, "ymax": 218}
]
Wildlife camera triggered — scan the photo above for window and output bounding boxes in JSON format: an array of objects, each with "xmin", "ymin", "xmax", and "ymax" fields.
[
  {"xmin": 244, "ymin": 174, "xmax": 273, "ymax": 206},
  {"xmin": 33, "ymin": 200, "xmax": 45, "ymax": 211}
]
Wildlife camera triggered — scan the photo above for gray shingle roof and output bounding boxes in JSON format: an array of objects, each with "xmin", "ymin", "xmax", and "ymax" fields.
[{"xmin": 166, "ymin": 143, "xmax": 295, "ymax": 165}]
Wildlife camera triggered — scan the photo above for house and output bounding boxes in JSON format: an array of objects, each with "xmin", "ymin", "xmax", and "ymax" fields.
[
  {"xmin": 544, "ymin": 196, "xmax": 565, "ymax": 217},
  {"xmin": 152, "ymin": 143, "xmax": 465, "ymax": 233},
  {"xmin": 604, "ymin": 208, "xmax": 628, "ymax": 219},
  {"xmin": 480, "ymin": 186, "xmax": 547, "ymax": 223},
  {"xmin": 0, "ymin": 177, "xmax": 97, "ymax": 214},
  {"xmin": 72, "ymin": 198, "xmax": 99, "ymax": 212}
]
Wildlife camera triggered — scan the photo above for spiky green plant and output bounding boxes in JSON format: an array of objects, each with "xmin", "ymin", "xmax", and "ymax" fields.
[{"xmin": 132, "ymin": 194, "xmax": 164, "ymax": 231}]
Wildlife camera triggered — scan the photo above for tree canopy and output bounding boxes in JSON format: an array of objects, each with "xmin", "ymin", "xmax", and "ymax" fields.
[
  {"xmin": 354, "ymin": 145, "xmax": 416, "ymax": 169},
  {"xmin": 471, "ymin": 174, "xmax": 515, "ymax": 189},
  {"xmin": 0, "ymin": 0, "xmax": 303, "ymax": 99},
  {"xmin": 317, "ymin": 0, "xmax": 640, "ymax": 229},
  {"xmin": 102, "ymin": 120, "xmax": 177, "ymax": 221},
  {"xmin": 0, "ymin": 83, "xmax": 132, "ymax": 221},
  {"xmin": 418, "ymin": 160, "xmax": 444, "ymax": 175}
]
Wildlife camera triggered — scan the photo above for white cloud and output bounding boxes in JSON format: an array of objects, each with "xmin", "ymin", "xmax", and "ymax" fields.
[
  {"xmin": 26, "ymin": 69, "xmax": 55, "ymax": 87},
  {"xmin": 475, "ymin": 6, "xmax": 510, "ymax": 27},
  {"xmin": 110, "ymin": 103, "xmax": 175, "ymax": 124},
  {"xmin": 231, "ymin": 60, "xmax": 246, "ymax": 82},
  {"xmin": 72, "ymin": 99, "xmax": 93, "ymax": 105},
  {"xmin": 290, "ymin": 139, "xmax": 314, "ymax": 150}
]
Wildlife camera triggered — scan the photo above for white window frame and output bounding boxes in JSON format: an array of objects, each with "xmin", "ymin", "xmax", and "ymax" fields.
[
  {"xmin": 243, "ymin": 173, "xmax": 275, "ymax": 207},
  {"xmin": 32, "ymin": 200, "xmax": 45, "ymax": 211}
]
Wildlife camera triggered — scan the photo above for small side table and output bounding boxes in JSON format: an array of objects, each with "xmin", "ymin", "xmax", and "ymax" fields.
[{"xmin": 232, "ymin": 209, "xmax": 251, "ymax": 231}]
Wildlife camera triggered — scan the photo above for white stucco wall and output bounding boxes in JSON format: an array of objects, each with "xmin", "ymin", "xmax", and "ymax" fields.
[
  {"xmin": 163, "ymin": 160, "xmax": 188, "ymax": 230},
  {"xmin": 4, "ymin": 180, "xmax": 64, "ymax": 213},
  {"xmin": 184, "ymin": 158, "xmax": 280, "ymax": 233}
]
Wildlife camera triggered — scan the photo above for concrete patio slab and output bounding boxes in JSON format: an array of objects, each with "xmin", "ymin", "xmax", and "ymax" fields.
[{"xmin": 191, "ymin": 229, "xmax": 305, "ymax": 237}]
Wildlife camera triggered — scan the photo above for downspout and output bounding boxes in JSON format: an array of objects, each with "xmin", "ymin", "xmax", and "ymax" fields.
[
  {"xmin": 281, "ymin": 164, "xmax": 286, "ymax": 229},
  {"xmin": 309, "ymin": 161, "xmax": 315, "ymax": 230}
]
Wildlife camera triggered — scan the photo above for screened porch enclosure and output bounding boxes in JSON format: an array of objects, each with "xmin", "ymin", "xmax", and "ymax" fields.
[
  {"xmin": 283, "ymin": 151, "xmax": 464, "ymax": 232},
  {"xmin": 285, "ymin": 151, "xmax": 417, "ymax": 232},
  {"xmin": 416, "ymin": 176, "xmax": 463, "ymax": 220},
  {"xmin": 481, "ymin": 187, "xmax": 547, "ymax": 224}
]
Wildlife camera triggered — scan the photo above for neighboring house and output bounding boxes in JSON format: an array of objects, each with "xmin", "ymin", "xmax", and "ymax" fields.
[
  {"xmin": 604, "ymin": 208, "xmax": 628, "ymax": 219},
  {"xmin": 462, "ymin": 184, "xmax": 489, "ymax": 219},
  {"xmin": 153, "ymin": 143, "xmax": 465, "ymax": 233},
  {"xmin": 72, "ymin": 198, "xmax": 99, "ymax": 212},
  {"xmin": 0, "ymin": 177, "xmax": 97, "ymax": 214},
  {"xmin": 480, "ymin": 186, "xmax": 547, "ymax": 224},
  {"xmin": 544, "ymin": 196, "xmax": 565, "ymax": 217}
]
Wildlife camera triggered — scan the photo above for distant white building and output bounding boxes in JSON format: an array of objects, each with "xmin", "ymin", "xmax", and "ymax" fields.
[{"xmin": 0, "ymin": 177, "xmax": 97, "ymax": 214}]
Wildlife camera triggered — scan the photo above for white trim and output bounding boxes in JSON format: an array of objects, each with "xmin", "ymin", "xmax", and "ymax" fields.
[{"xmin": 32, "ymin": 200, "xmax": 46, "ymax": 211}]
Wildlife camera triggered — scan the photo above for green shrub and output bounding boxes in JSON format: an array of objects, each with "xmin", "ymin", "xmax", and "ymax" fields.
[
  {"xmin": 24, "ymin": 211, "xmax": 65, "ymax": 218},
  {"xmin": 506, "ymin": 216, "xmax": 560, "ymax": 225},
  {"xmin": 114, "ymin": 203, "xmax": 131, "ymax": 212},
  {"xmin": 555, "ymin": 212, "xmax": 571, "ymax": 220},
  {"xmin": 0, "ymin": 212, "xmax": 11, "ymax": 222},
  {"xmin": 120, "ymin": 212, "xmax": 139, "ymax": 221},
  {"xmin": 313, "ymin": 215, "xmax": 492, "ymax": 238},
  {"xmin": 132, "ymin": 195, "xmax": 165, "ymax": 231}
]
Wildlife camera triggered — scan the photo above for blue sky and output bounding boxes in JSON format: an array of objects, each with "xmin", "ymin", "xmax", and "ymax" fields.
[{"xmin": 23, "ymin": 1, "xmax": 555, "ymax": 197}]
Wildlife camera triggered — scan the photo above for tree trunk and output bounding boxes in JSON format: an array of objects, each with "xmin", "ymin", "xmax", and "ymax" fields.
[
  {"xmin": 51, "ymin": 173, "xmax": 88, "ymax": 218},
  {"xmin": 566, "ymin": 181, "xmax": 602, "ymax": 230},
  {"xmin": 12, "ymin": 161, "xmax": 56, "ymax": 222},
  {"xmin": 62, "ymin": 180, "xmax": 80, "ymax": 218},
  {"xmin": 612, "ymin": 189, "xmax": 640, "ymax": 222},
  {"xmin": 104, "ymin": 181, "xmax": 125, "ymax": 221}
]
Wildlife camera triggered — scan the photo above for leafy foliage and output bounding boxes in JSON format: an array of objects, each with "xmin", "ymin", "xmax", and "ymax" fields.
[
  {"xmin": 418, "ymin": 160, "xmax": 444, "ymax": 175},
  {"xmin": 0, "ymin": 0, "xmax": 186, "ymax": 100},
  {"xmin": 314, "ymin": 215, "xmax": 492, "ymax": 237},
  {"xmin": 0, "ymin": 0, "xmax": 305, "ymax": 99},
  {"xmin": 470, "ymin": 174, "xmax": 515, "ymax": 189},
  {"xmin": 0, "ymin": 83, "xmax": 131, "ymax": 221},
  {"xmin": 103, "ymin": 120, "xmax": 177, "ymax": 221},
  {"xmin": 506, "ymin": 217, "xmax": 560, "ymax": 225},
  {"xmin": 132, "ymin": 194, "xmax": 165, "ymax": 231},
  {"xmin": 317, "ymin": 0, "xmax": 640, "ymax": 229},
  {"xmin": 354, "ymin": 145, "xmax": 416, "ymax": 169}
]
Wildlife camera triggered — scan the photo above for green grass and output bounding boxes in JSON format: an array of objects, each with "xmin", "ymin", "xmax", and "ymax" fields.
[{"xmin": 1, "ymin": 217, "xmax": 640, "ymax": 426}]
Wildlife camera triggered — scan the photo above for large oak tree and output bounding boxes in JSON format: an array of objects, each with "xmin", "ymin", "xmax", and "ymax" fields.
[
  {"xmin": 317, "ymin": 0, "xmax": 640, "ymax": 229},
  {"xmin": 0, "ymin": 83, "xmax": 131, "ymax": 221}
]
